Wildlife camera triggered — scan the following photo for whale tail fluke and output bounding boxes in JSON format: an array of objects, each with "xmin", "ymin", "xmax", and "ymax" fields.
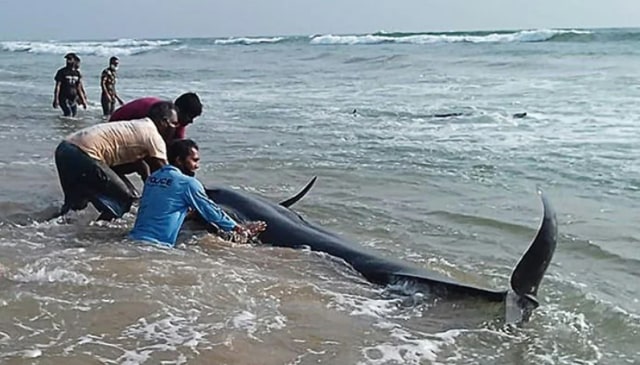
[{"xmin": 505, "ymin": 189, "xmax": 558, "ymax": 324}]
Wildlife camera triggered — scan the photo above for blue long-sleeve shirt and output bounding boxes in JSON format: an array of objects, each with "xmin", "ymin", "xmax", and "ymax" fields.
[{"xmin": 129, "ymin": 165, "xmax": 237, "ymax": 247}]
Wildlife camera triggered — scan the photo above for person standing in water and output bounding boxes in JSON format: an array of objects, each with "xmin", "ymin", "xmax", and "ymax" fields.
[
  {"xmin": 52, "ymin": 53, "xmax": 87, "ymax": 117},
  {"xmin": 74, "ymin": 55, "xmax": 89, "ymax": 110},
  {"xmin": 100, "ymin": 56, "xmax": 124, "ymax": 118}
]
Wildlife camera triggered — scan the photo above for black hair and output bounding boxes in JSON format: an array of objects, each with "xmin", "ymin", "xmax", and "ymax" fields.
[
  {"xmin": 109, "ymin": 56, "xmax": 119, "ymax": 64},
  {"xmin": 168, "ymin": 139, "xmax": 199, "ymax": 165},
  {"xmin": 174, "ymin": 92, "xmax": 202, "ymax": 119},
  {"xmin": 146, "ymin": 101, "xmax": 176, "ymax": 124}
]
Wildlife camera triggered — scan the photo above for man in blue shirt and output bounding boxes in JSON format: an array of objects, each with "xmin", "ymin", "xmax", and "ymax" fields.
[{"xmin": 129, "ymin": 139, "xmax": 266, "ymax": 247}]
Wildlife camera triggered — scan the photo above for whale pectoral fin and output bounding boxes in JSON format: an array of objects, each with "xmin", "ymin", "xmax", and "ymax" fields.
[
  {"xmin": 507, "ymin": 188, "xmax": 558, "ymax": 323},
  {"xmin": 279, "ymin": 176, "xmax": 318, "ymax": 208}
]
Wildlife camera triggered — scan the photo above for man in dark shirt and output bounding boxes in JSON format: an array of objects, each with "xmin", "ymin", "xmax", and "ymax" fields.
[
  {"xmin": 53, "ymin": 53, "xmax": 87, "ymax": 117},
  {"xmin": 100, "ymin": 56, "xmax": 124, "ymax": 118}
]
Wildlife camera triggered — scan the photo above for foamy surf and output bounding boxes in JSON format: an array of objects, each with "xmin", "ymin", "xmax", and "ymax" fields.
[
  {"xmin": 214, "ymin": 37, "xmax": 284, "ymax": 45},
  {"xmin": 0, "ymin": 29, "xmax": 601, "ymax": 56},
  {"xmin": 0, "ymin": 38, "xmax": 179, "ymax": 56},
  {"xmin": 12, "ymin": 258, "xmax": 91, "ymax": 285},
  {"xmin": 311, "ymin": 29, "xmax": 592, "ymax": 45},
  {"xmin": 359, "ymin": 328, "xmax": 461, "ymax": 365}
]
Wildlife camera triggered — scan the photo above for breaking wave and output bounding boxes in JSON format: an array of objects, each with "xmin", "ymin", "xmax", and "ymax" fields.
[
  {"xmin": 213, "ymin": 37, "xmax": 284, "ymax": 45},
  {"xmin": 0, "ymin": 38, "xmax": 180, "ymax": 56},
  {"xmin": 2, "ymin": 28, "xmax": 640, "ymax": 55},
  {"xmin": 310, "ymin": 29, "xmax": 594, "ymax": 45}
]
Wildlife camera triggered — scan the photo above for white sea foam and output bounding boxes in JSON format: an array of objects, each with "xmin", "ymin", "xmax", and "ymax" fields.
[
  {"xmin": 0, "ymin": 331, "xmax": 10, "ymax": 345},
  {"xmin": 330, "ymin": 291, "xmax": 402, "ymax": 318},
  {"xmin": 311, "ymin": 29, "xmax": 591, "ymax": 45},
  {"xmin": 231, "ymin": 310, "xmax": 258, "ymax": 336},
  {"xmin": 118, "ymin": 349, "xmax": 153, "ymax": 365},
  {"xmin": 0, "ymin": 38, "xmax": 178, "ymax": 56},
  {"xmin": 13, "ymin": 263, "xmax": 90, "ymax": 285},
  {"xmin": 534, "ymin": 305, "xmax": 604, "ymax": 364},
  {"xmin": 359, "ymin": 327, "xmax": 462, "ymax": 365},
  {"xmin": 21, "ymin": 349, "xmax": 42, "ymax": 358},
  {"xmin": 214, "ymin": 37, "xmax": 283, "ymax": 45},
  {"xmin": 123, "ymin": 312, "xmax": 209, "ymax": 351}
]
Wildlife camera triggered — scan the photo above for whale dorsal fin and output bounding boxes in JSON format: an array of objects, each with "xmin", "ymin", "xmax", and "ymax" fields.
[{"xmin": 279, "ymin": 176, "xmax": 318, "ymax": 208}]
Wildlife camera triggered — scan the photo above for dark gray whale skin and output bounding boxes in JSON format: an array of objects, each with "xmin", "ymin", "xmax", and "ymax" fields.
[{"xmin": 204, "ymin": 178, "xmax": 557, "ymax": 324}]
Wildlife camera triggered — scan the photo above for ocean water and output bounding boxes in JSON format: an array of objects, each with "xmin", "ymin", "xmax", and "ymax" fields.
[{"xmin": 0, "ymin": 28, "xmax": 639, "ymax": 364}]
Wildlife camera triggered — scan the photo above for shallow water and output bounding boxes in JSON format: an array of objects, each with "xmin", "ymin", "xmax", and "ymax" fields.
[{"xmin": 0, "ymin": 29, "xmax": 639, "ymax": 364}]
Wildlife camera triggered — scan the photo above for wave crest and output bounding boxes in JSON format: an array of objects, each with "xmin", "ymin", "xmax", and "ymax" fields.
[
  {"xmin": 0, "ymin": 38, "xmax": 179, "ymax": 56},
  {"xmin": 214, "ymin": 37, "xmax": 284, "ymax": 45},
  {"xmin": 311, "ymin": 29, "xmax": 593, "ymax": 45},
  {"xmin": 3, "ymin": 28, "xmax": 638, "ymax": 53}
]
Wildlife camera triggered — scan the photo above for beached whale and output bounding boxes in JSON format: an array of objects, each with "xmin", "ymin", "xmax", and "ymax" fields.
[{"xmin": 203, "ymin": 178, "xmax": 557, "ymax": 324}]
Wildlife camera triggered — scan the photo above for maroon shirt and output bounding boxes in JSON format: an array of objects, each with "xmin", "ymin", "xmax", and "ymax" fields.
[{"xmin": 109, "ymin": 97, "xmax": 186, "ymax": 139}]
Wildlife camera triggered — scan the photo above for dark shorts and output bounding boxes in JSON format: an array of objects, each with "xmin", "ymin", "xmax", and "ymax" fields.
[
  {"xmin": 54, "ymin": 141, "xmax": 137, "ymax": 219},
  {"xmin": 58, "ymin": 96, "xmax": 77, "ymax": 117}
]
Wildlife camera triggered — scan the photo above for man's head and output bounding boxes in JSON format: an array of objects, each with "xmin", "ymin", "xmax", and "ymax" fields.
[
  {"xmin": 174, "ymin": 92, "xmax": 202, "ymax": 127},
  {"xmin": 64, "ymin": 53, "xmax": 77, "ymax": 68},
  {"xmin": 147, "ymin": 101, "xmax": 179, "ymax": 141},
  {"xmin": 109, "ymin": 56, "xmax": 119, "ymax": 70},
  {"xmin": 168, "ymin": 139, "xmax": 200, "ymax": 176}
]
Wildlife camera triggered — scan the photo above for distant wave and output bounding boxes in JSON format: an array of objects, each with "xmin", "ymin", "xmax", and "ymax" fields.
[
  {"xmin": 210, "ymin": 29, "xmax": 640, "ymax": 46},
  {"xmin": 310, "ymin": 29, "xmax": 594, "ymax": 45},
  {"xmin": 0, "ymin": 38, "xmax": 180, "ymax": 56},
  {"xmin": 214, "ymin": 37, "xmax": 284, "ymax": 45},
  {"xmin": 3, "ymin": 28, "xmax": 640, "ymax": 54},
  {"xmin": 313, "ymin": 28, "xmax": 640, "ymax": 45}
]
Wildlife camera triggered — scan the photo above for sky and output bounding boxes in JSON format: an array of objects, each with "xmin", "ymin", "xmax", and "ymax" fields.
[{"xmin": 0, "ymin": 0, "xmax": 639, "ymax": 40}]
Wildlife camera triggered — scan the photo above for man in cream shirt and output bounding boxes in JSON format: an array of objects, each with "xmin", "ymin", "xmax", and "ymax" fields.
[{"xmin": 54, "ymin": 101, "xmax": 178, "ymax": 220}]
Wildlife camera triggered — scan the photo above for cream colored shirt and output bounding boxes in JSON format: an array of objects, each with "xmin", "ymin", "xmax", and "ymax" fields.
[{"xmin": 66, "ymin": 118, "xmax": 167, "ymax": 166}]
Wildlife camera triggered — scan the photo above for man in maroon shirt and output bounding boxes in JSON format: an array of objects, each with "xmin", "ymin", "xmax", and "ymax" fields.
[
  {"xmin": 109, "ymin": 92, "xmax": 202, "ymax": 140},
  {"xmin": 106, "ymin": 93, "xmax": 201, "ymax": 187}
]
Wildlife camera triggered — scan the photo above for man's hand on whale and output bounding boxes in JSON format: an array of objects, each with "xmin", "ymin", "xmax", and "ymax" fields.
[{"xmin": 234, "ymin": 221, "xmax": 267, "ymax": 238}]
